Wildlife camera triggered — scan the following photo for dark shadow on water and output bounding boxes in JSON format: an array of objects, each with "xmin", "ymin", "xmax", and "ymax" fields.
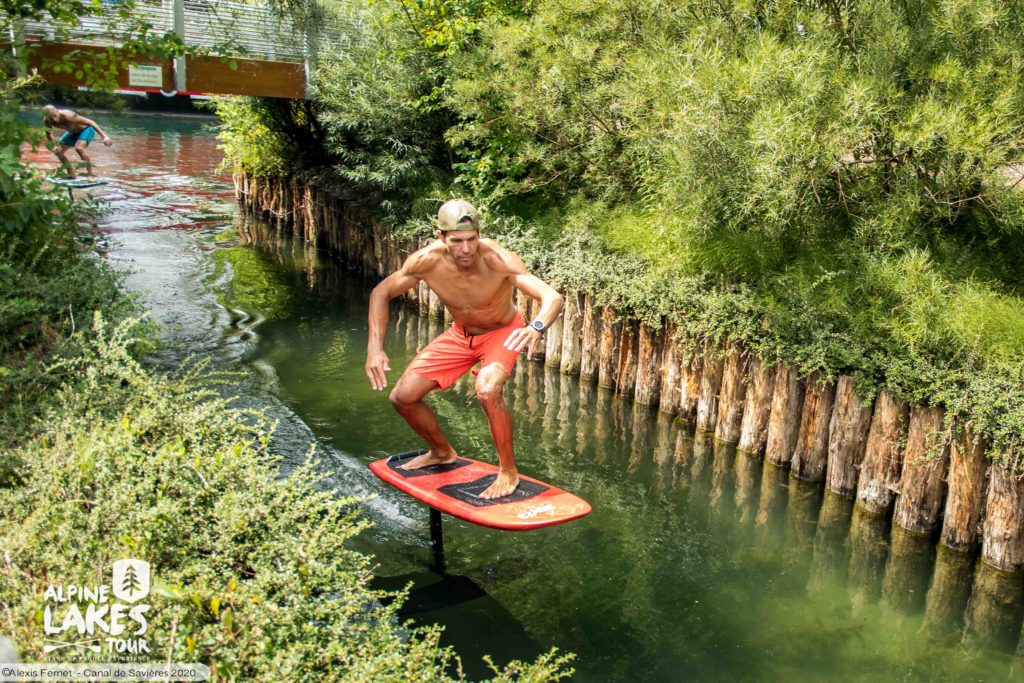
[{"xmin": 373, "ymin": 570, "xmax": 542, "ymax": 680}]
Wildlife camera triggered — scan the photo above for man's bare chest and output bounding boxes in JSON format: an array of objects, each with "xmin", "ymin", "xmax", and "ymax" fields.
[{"xmin": 423, "ymin": 272, "xmax": 511, "ymax": 310}]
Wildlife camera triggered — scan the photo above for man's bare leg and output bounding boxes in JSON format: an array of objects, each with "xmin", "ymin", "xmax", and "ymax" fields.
[
  {"xmin": 389, "ymin": 371, "xmax": 459, "ymax": 469},
  {"xmin": 53, "ymin": 145, "xmax": 76, "ymax": 178},
  {"xmin": 75, "ymin": 143, "xmax": 93, "ymax": 176},
  {"xmin": 475, "ymin": 363, "xmax": 519, "ymax": 499}
]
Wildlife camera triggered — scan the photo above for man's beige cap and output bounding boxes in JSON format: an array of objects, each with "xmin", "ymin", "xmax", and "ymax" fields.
[{"xmin": 437, "ymin": 199, "xmax": 481, "ymax": 232}]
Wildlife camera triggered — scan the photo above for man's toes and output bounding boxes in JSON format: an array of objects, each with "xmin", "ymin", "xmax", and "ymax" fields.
[{"xmin": 480, "ymin": 480, "xmax": 518, "ymax": 499}]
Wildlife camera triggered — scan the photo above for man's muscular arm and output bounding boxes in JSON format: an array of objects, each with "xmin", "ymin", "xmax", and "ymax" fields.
[
  {"xmin": 489, "ymin": 244, "xmax": 564, "ymax": 358},
  {"xmin": 365, "ymin": 251, "xmax": 428, "ymax": 390}
]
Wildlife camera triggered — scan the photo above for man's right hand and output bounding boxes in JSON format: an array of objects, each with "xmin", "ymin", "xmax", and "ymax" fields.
[{"xmin": 366, "ymin": 350, "xmax": 391, "ymax": 391}]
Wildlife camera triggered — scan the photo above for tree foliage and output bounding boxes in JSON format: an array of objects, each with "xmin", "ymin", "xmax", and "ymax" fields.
[{"xmin": 221, "ymin": 0, "xmax": 1024, "ymax": 465}]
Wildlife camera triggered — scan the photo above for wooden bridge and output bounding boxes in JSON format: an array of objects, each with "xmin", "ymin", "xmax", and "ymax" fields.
[{"xmin": 10, "ymin": 0, "xmax": 350, "ymax": 99}]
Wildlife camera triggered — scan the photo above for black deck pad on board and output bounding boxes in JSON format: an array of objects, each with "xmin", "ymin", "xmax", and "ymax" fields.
[
  {"xmin": 438, "ymin": 475, "xmax": 548, "ymax": 507},
  {"xmin": 386, "ymin": 449, "xmax": 471, "ymax": 478}
]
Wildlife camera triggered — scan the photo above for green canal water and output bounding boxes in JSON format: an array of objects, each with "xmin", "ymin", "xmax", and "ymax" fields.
[{"xmin": 47, "ymin": 114, "xmax": 1024, "ymax": 682}]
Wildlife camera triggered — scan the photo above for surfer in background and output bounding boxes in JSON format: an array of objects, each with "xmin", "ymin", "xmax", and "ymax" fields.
[
  {"xmin": 365, "ymin": 200, "xmax": 564, "ymax": 499},
  {"xmin": 43, "ymin": 105, "xmax": 113, "ymax": 179}
]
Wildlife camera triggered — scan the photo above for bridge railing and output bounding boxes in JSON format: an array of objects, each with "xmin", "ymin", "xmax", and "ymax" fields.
[{"xmin": 20, "ymin": 0, "xmax": 347, "ymax": 63}]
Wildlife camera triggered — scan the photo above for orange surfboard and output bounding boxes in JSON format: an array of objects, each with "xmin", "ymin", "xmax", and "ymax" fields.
[{"xmin": 370, "ymin": 449, "xmax": 592, "ymax": 531}]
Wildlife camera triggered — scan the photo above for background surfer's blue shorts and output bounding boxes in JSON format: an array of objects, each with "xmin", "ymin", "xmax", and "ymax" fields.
[{"xmin": 59, "ymin": 126, "xmax": 96, "ymax": 147}]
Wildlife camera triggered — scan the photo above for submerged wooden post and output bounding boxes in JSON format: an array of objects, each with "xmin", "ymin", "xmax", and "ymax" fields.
[
  {"xmin": 674, "ymin": 426, "xmax": 695, "ymax": 478},
  {"xmin": 734, "ymin": 450, "xmax": 762, "ymax": 525},
  {"xmin": 855, "ymin": 388, "xmax": 909, "ymax": 515},
  {"xmin": 709, "ymin": 441, "xmax": 737, "ymax": 523},
  {"xmin": 303, "ymin": 186, "xmax": 316, "ymax": 244},
  {"xmin": 592, "ymin": 385, "xmax": 613, "ymax": 449},
  {"xmin": 893, "ymin": 406, "xmax": 949, "ymax": 534},
  {"xmin": 418, "ymin": 280, "xmax": 430, "ymax": 317},
  {"xmin": 516, "ymin": 289, "xmax": 530, "ymax": 327},
  {"xmin": 653, "ymin": 411, "xmax": 676, "ymax": 483},
  {"xmin": 597, "ymin": 305, "xmax": 621, "ymax": 389},
  {"xmin": 714, "ymin": 347, "xmax": 749, "ymax": 444},
  {"xmin": 825, "ymin": 376, "xmax": 874, "ymax": 498},
  {"xmin": 579, "ymin": 294, "xmax": 601, "ymax": 382},
  {"xmin": 428, "ymin": 288, "xmax": 444, "ymax": 321},
  {"xmin": 754, "ymin": 461, "xmax": 789, "ymax": 558},
  {"xmin": 765, "ymin": 365, "xmax": 805, "ymax": 468},
  {"xmin": 846, "ymin": 507, "xmax": 890, "ymax": 611},
  {"xmin": 881, "ymin": 527, "xmax": 934, "ymax": 615},
  {"xmin": 690, "ymin": 430, "xmax": 714, "ymax": 491},
  {"xmin": 525, "ymin": 298, "xmax": 544, "ymax": 363},
  {"xmin": 790, "ymin": 372, "xmax": 837, "ymax": 482},
  {"xmin": 964, "ymin": 562, "xmax": 1024, "ymax": 651},
  {"xmin": 922, "ymin": 546, "xmax": 975, "ymax": 637},
  {"xmin": 981, "ymin": 461, "xmax": 1024, "ymax": 571},
  {"xmin": 807, "ymin": 492, "xmax": 853, "ymax": 597},
  {"xmin": 695, "ymin": 345, "xmax": 724, "ymax": 433},
  {"xmin": 559, "ymin": 291, "xmax": 584, "ymax": 376},
  {"xmin": 557, "ymin": 370, "xmax": 579, "ymax": 452},
  {"xmin": 544, "ymin": 297, "xmax": 564, "ymax": 368},
  {"xmin": 678, "ymin": 350, "xmax": 702, "ymax": 423},
  {"xmin": 634, "ymin": 322, "xmax": 664, "ymax": 407},
  {"xmin": 616, "ymin": 319, "xmax": 640, "ymax": 398},
  {"xmin": 628, "ymin": 404, "xmax": 655, "ymax": 475},
  {"xmin": 737, "ymin": 358, "xmax": 775, "ymax": 457},
  {"xmin": 658, "ymin": 324, "xmax": 682, "ymax": 415},
  {"xmin": 782, "ymin": 478, "xmax": 821, "ymax": 581},
  {"xmin": 941, "ymin": 426, "xmax": 988, "ymax": 551}
]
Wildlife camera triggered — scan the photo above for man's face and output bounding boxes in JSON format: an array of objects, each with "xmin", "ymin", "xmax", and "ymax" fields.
[{"xmin": 441, "ymin": 229, "xmax": 480, "ymax": 266}]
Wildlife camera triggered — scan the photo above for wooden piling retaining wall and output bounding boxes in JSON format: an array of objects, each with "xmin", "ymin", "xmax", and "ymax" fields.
[{"xmin": 235, "ymin": 172, "xmax": 1024, "ymax": 577}]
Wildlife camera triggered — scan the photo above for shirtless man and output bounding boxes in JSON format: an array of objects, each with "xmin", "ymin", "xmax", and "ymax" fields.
[
  {"xmin": 365, "ymin": 200, "xmax": 564, "ymax": 499},
  {"xmin": 42, "ymin": 105, "xmax": 113, "ymax": 178}
]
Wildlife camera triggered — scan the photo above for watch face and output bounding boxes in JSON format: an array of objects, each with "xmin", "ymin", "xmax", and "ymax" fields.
[{"xmin": 530, "ymin": 320, "xmax": 545, "ymax": 332}]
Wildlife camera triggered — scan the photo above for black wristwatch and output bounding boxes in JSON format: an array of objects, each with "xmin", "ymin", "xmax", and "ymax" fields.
[{"xmin": 529, "ymin": 319, "xmax": 546, "ymax": 334}]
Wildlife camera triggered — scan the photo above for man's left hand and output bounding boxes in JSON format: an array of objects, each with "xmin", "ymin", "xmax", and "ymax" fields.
[
  {"xmin": 103, "ymin": 138, "xmax": 113, "ymax": 147},
  {"xmin": 503, "ymin": 326, "xmax": 542, "ymax": 360}
]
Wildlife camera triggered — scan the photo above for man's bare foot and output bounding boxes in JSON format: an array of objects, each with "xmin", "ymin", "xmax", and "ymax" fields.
[
  {"xmin": 479, "ymin": 471, "xmax": 519, "ymax": 499},
  {"xmin": 399, "ymin": 450, "xmax": 457, "ymax": 470}
]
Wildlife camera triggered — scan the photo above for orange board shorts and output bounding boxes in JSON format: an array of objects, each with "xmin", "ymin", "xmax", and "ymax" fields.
[{"xmin": 407, "ymin": 315, "xmax": 526, "ymax": 390}]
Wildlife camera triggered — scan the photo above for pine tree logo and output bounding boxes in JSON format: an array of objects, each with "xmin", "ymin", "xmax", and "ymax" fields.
[{"xmin": 112, "ymin": 559, "xmax": 150, "ymax": 603}]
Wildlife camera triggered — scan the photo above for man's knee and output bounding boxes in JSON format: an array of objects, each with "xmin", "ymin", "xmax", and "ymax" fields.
[
  {"xmin": 390, "ymin": 380, "xmax": 428, "ymax": 411},
  {"xmin": 389, "ymin": 386, "xmax": 413, "ymax": 410},
  {"xmin": 475, "ymin": 366, "xmax": 508, "ymax": 405}
]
